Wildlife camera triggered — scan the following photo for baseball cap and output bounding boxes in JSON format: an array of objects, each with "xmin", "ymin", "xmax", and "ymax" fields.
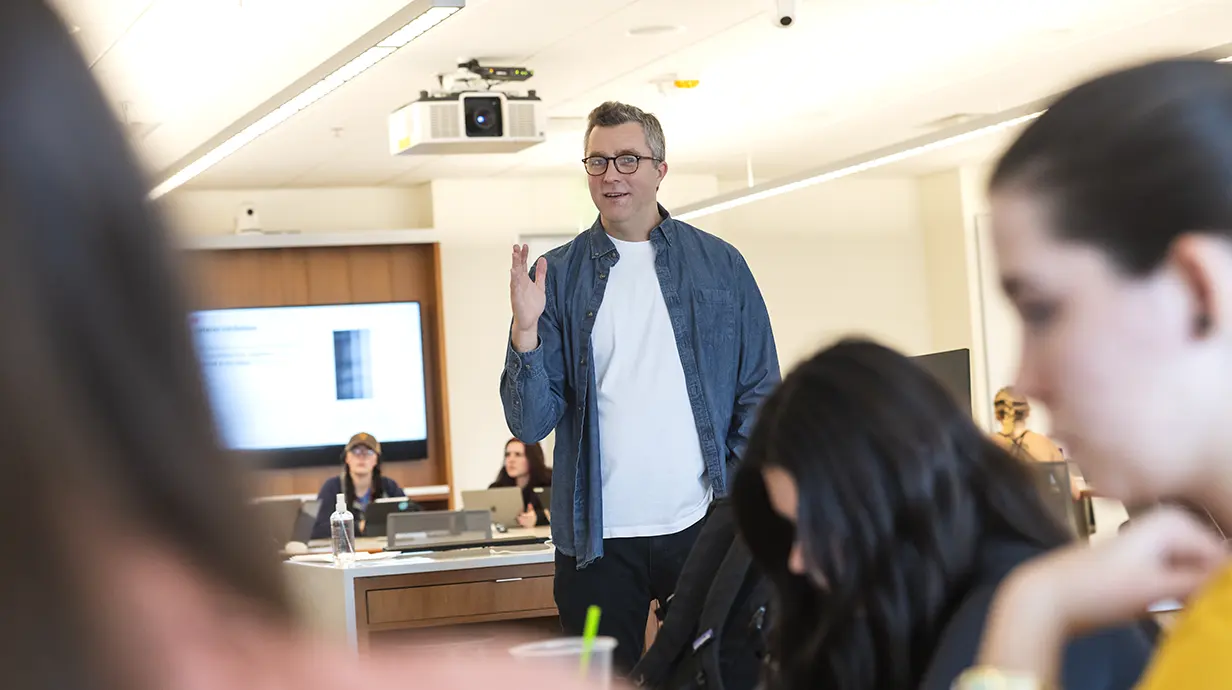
[{"xmin": 344, "ymin": 432, "xmax": 381, "ymax": 456}]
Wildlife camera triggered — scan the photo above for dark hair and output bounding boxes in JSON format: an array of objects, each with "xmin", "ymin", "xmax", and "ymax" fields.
[
  {"xmin": 491, "ymin": 438, "xmax": 552, "ymax": 488},
  {"xmin": 733, "ymin": 339, "xmax": 1071, "ymax": 690},
  {"xmin": 0, "ymin": 1, "xmax": 287, "ymax": 687},
  {"xmin": 342, "ymin": 446, "xmax": 390, "ymax": 509},
  {"xmin": 584, "ymin": 101, "xmax": 666, "ymax": 161},
  {"xmin": 991, "ymin": 59, "xmax": 1232, "ymax": 275}
]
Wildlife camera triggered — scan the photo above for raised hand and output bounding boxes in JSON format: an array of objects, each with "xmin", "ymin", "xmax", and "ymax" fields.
[{"xmin": 510, "ymin": 244, "xmax": 547, "ymax": 353}]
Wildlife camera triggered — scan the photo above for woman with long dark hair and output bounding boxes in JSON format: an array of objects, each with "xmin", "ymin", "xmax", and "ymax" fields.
[
  {"xmin": 310, "ymin": 432, "xmax": 405, "ymax": 539},
  {"xmin": 733, "ymin": 339, "xmax": 1153, "ymax": 690},
  {"xmin": 490, "ymin": 438, "xmax": 551, "ymax": 527},
  {"xmin": 0, "ymin": 2, "xmax": 590, "ymax": 688},
  {"xmin": 957, "ymin": 58, "xmax": 1232, "ymax": 689}
]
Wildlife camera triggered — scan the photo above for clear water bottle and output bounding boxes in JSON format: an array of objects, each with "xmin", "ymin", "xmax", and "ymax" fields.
[{"xmin": 330, "ymin": 492, "xmax": 355, "ymax": 567}]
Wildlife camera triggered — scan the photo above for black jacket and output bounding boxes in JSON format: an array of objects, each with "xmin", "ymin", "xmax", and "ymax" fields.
[
  {"xmin": 918, "ymin": 538, "xmax": 1156, "ymax": 690},
  {"xmin": 309, "ymin": 475, "xmax": 404, "ymax": 540}
]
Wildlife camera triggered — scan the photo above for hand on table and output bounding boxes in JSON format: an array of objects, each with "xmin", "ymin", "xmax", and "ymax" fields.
[{"xmin": 516, "ymin": 504, "xmax": 538, "ymax": 529}]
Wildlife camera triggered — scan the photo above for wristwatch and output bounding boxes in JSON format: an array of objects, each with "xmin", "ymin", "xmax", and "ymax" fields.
[{"xmin": 952, "ymin": 667, "xmax": 1047, "ymax": 690}]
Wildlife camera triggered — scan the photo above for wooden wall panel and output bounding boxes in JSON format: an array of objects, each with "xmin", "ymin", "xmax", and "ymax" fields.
[
  {"xmin": 273, "ymin": 250, "xmax": 311, "ymax": 305},
  {"xmin": 347, "ymin": 247, "xmax": 394, "ymax": 301},
  {"xmin": 304, "ymin": 251, "xmax": 352, "ymax": 304},
  {"xmin": 191, "ymin": 244, "xmax": 450, "ymax": 498}
]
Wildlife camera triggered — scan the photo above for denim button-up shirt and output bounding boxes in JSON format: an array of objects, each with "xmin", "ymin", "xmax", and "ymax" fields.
[{"xmin": 500, "ymin": 206, "xmax": 779, "ymax": 568}]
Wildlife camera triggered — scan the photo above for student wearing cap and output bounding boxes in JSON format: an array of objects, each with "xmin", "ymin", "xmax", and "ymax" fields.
[{"xmin": 309, "ymin": 432, "xmax": 405, "ymax": 539}]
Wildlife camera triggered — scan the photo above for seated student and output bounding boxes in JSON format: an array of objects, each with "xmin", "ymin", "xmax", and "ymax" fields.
[
  {"xmin": 490, "ymin": 438, "xmax": 552, "ymax": 528},
  {"xmin": 731, "ymin": 339, "xmax": 1155, "ymax": 690},
  {"xmin": 310, "ymin": 433, "xmax": 404, "ymax": 539}
]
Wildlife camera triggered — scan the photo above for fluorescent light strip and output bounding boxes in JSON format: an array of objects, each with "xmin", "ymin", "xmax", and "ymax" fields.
[
  {"xmin": 149, "ymin": 5, "xmax": 458, "ymax": 199},
  {"xmin": 676, "ymin": 112, "xmax": 1043, "ymax": 221},
  {"xmin": 678, "ymin": 53, "xmax": 1232, "ymax": 221}
]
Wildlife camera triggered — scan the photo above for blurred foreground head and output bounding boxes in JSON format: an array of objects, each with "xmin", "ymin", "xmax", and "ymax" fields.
[
  {"xmin": 0, "ymin": 1, "xmax": 288, "ymax": 687},
  {"xmin": 989, "ymin": 59, "xmax": 1232, "ymax": 506}
]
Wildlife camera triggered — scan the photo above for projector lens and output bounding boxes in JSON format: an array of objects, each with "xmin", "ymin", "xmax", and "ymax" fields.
[{"xmin": 464, "ymin": 96, "xmax": 503, "ymax": 138}]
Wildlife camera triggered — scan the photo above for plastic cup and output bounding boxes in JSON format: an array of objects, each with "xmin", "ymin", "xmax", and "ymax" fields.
[{"xmin": 509, "ymin": 636, "xmax": 618, "ymax": 688}]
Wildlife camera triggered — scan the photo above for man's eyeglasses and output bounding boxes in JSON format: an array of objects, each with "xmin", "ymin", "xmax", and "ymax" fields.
[
  {"xmin": 582, "ymin": 155, "xmax": 660, "ymax": 176},
  {"xmin": 348, "ymin": 446, "xmax": 376, "ymax": 457}
]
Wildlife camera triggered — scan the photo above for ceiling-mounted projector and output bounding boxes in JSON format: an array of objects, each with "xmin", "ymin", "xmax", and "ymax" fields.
[{"xmin": 389, "ymin": 91, "xmax": 546, "ymax": 155}]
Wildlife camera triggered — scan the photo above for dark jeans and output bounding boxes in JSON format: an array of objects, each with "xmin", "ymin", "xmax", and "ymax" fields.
[{"xmin": 554, "ymin": 518, "xmax": 705, "ymax": 675}]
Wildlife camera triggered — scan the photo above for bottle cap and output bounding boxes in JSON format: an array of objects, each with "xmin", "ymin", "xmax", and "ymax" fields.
[{"xmin": 336, "ymin": 492, "xmax": 346, "ymax": 511}]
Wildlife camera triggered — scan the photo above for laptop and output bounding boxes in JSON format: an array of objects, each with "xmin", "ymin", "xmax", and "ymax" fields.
[
  {"xmin": 532, "ymin": 485, "xmax": 551, "ymax": 511},
  {"xmin": 251, "ymin": 496, "xmax": 307, "ymax": 551},
  {"xmin": 462, "ymin": 487, "xmax": 525, "ymax": 530},
  {"xmin": 364, "ymin": 496, "xmax": 423, "ymax": 538}
]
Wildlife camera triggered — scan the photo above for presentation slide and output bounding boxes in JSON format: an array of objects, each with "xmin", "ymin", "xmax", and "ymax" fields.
[{"xmin": 191, "ymin": 303, "xmax": 428, "ymax": 451}]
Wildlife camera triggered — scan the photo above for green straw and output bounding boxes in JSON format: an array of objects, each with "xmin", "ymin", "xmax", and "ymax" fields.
[{"xmin": 580, "ymin": 605, "xmax": 602, "ymax": 676}]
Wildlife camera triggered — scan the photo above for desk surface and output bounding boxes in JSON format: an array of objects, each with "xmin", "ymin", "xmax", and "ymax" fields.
[
  {"xmin": 288, "ymin": 526, "xmax": 553, "ymax": 578},
  {"xmin": 283, "ymin": 526, "xmax": 555, "ymax": 650},
  {"xmin": 299, "ymin": 524, "xmax": 551, "ymax": 551}
]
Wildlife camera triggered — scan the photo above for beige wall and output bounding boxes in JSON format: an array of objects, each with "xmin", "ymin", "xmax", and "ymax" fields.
[
  {"xmin": 918, "ymin": 170, "xmax": 974, "ymax": 353},
  {"xmin": 915, "ymin": 168, "xmax": 993, "ymax": 427},
  {"xmin": 712, "ymin": 178, "xmax": 933, "ymax": 372},
  {"xmin": 162, "ymin": 185, "xmax": 434, "ymax": 235}
]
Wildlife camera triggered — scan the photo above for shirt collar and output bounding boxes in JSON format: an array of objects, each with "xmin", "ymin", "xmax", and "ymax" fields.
[{"xmin": 588, "ymin": 203, "xmax": 673, "ymax": 259}]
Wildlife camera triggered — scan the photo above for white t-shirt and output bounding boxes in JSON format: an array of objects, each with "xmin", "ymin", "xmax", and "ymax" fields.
[{"xmin": 591, "ymin": 235, "xmax": 712, "ymax": 539}]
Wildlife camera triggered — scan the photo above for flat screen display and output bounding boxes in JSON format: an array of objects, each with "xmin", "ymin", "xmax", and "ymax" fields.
[
  {"xmin": 191, "ymin": 302, "xmax": 428, "ymax": 468},
  {"xmin": 913, "ymin": 348, "xmax": 972, "ymax": 416}
]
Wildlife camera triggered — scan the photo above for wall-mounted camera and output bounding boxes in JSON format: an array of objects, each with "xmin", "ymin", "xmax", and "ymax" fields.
[
  {"xmin": 235, "ymin": 202, "xmax": 261, "ymax": 234},
  {"xmin": 774, "ymin": 0, "xmax": 795, "ymax": 27}
]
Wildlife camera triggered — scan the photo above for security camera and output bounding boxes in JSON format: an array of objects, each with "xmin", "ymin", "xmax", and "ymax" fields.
[
  {"xmin": 234, "ymin": 202, "xmax": 262, "ymax": 234},
  {"xmin": 774, "ymin": 0, "xmax": 795, "ymax": 27}
]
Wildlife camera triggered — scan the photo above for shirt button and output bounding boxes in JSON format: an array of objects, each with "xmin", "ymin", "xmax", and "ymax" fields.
[
  {"xmin": 586, "ymin": 311, "xmax": 593, "ymax": 317},
  {"xmin": 581, "ymin": 356, "xmax": 587, "ymax": 364},
  {"xmin": 598, "ymin": 273, "xmax": 606, "ymax": 279}
]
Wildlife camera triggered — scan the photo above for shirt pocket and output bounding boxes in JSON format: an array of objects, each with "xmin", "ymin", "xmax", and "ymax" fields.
[{"xmin": 694, "ymin": 287, "xmax": 738, "ymax": 349}]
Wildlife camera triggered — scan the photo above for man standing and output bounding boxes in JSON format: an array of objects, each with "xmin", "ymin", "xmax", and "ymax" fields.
[{"xmin": 500, "ymin": 101, "xmax": 779, "ymax": 672}]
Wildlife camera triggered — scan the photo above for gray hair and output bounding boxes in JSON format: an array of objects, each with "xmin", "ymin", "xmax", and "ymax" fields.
[{"xmin": 583, "ymin": 101, "xmax": 666, "ymax": 162}]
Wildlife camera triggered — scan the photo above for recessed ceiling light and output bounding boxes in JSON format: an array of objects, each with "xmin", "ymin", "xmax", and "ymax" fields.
[{"xmin": 627, "ymin": 25, "xmax": 684, "ymax": 37}]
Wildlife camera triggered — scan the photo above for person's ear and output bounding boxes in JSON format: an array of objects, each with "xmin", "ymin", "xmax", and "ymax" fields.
[
  {"xmin": 656, "ymin": 160, "xmax": 668, "ymax": 192},
  {"xmin": 1170, "ymin": 234, "xmax": 1230, "ymax": 339}
]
